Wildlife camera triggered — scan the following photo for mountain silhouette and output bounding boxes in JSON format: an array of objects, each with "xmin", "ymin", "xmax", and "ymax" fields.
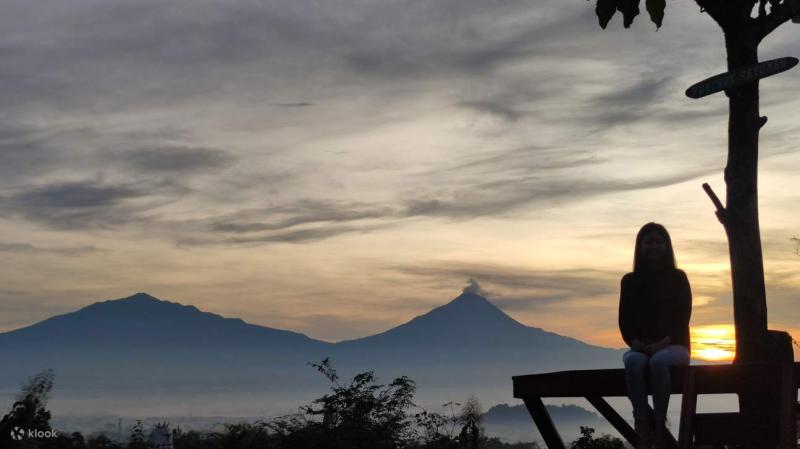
[
  {"xmin": 336, "ymin": 291, "xmax": 621, "ymax": 378},
  {"xmin": 341, "ymin": 292, "xmax": 527, "ymax": 344},
  {"xmin": 2, "ymin": 292, "xmax": 326, "ymax": 351},
  {"xmin": 340, "ymin": 292, "xmax": 595, "ymax": 348},
  {"xmin": 0, "ymin": 291, "xmax": 623, "ymax": 413}
]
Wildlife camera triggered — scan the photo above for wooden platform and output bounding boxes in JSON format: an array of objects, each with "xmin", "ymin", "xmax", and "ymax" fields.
[{"xmin": 512, "ymin": 362, "xmax": 800, "ymax": 449}]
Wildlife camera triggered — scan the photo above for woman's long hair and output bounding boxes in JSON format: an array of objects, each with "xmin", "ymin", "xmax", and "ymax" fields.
[{"xmin": 633, "ymin": 222, "xmax": 677, "ymax": 272}]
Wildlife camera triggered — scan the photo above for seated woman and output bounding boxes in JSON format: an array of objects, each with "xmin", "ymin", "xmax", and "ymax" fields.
[{"xmin": 619, "ymin": 222, "xmax": 692, "ymax": 449}]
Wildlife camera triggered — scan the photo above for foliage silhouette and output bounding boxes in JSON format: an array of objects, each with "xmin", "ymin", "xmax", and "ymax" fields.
[
  {"xmin": 126, "ymin": 421, "xmax": 147, "ymax": 449},
  {"xmin": 457, "ymin": 396, "xmax": 483, "ymax": 449},
  {"xmin": 568, "ymin": 427, "xmax": 624, "ymax": 449},
  {"xmin": 0, "ymin": 369, "xmax": 55, "ymax": 448},
  {"xmin": 0, "ymin": 365, "xmax": 601, "ymax": 449}
]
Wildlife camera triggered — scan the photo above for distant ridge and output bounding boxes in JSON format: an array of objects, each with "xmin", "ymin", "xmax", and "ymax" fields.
[
  {"xmin": 1, "ymin": 292, "xmax": 326, "ymax": 350},
  {"xmin": 0, "ymin": 290, "xmax": 624, "ymax": 414}
]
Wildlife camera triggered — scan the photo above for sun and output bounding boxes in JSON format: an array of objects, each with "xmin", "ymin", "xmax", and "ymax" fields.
[{"xmin": 691, "ymin": 324, "xmax": 736, "ymax": 362}]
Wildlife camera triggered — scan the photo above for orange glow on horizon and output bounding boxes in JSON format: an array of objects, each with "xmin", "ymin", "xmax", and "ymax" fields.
[{"xmin": 691, "ymin": 324, "xmax": 736, "ymax": 362}]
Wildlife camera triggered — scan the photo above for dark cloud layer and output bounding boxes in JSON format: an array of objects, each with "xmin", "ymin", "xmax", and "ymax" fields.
[
  {"xmin": 0, "ymin": 179, "xmax": 185, "ymax": 230},
  {"xmin": 0, "ymin": 0, "xmax": 736, "ymax": 247}
]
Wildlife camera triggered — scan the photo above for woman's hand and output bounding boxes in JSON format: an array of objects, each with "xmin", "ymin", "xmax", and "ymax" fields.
[
  {"xmin": 631, "ymin": 338, "xmax": 647, "ymax": 352},
  {"xmin": 643, "ymin": 336, "xmax": 671, "ymax": 354}
]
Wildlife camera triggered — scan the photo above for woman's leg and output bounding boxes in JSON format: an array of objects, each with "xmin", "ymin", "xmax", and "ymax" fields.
[
  {"xmin": 648, "ymin": 344, "xmax": 690, "ymax": 421},
  {"xmin": 623, "ymin": 350, "xmax": 651, "ymax": 420}
]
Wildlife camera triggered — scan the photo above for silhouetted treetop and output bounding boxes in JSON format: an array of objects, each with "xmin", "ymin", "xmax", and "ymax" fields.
[{"xmin": 592, "ymin": 0, "xmax": 800, "ymax": 34}]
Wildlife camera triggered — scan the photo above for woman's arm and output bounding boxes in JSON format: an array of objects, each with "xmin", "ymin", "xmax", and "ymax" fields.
[
  {"xmin": 664, "ymin": 269, "xmax": 692, "ymax": 351},
  {"xmin": 676, "ymin": 269, "xmax": 692, "ymax": 327},
  {"xmin": 618, "ymin": 273, "xmax": 639, "ymax": 348}
]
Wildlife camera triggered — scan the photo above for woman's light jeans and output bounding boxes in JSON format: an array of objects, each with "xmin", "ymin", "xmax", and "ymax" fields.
[{"xmin": 623, "ymin": 344, "xmax": 690, "ymax": 421}]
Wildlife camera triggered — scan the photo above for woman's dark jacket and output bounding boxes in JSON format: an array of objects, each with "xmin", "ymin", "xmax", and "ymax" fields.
[{"xmin": 618, "ymin": 268, "xmax": 692, "ymax": 351}]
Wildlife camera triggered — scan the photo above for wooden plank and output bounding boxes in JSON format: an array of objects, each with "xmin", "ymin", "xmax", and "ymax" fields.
[
  {"xmin": 692, "ymin": 363, "xmax": 785, "ymax": 394},
  {"xmin": 514, "ymin": 367, "xmax": 682, "ymax": 398},
  {"xmin": 514, "ymin": 369, "xmax": 629, "ymax": 397},
  {"xmin": 685, "ymin": 57, "xmax": 799, "ymax": 99},
  {"xmin": 585, "ymin": 396, "xmax": 638, "ymax": 447},
  {"xmin": 513, "ymin": 362, "xmax": 800, "ymax": 398},
  {"xmin": 523, "ymin": 397, "xmax": 565, "ymax": 449}
]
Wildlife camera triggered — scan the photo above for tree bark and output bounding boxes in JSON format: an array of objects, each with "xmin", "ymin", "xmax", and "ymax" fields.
[
  {"xmin": 722, "ymin": 29, "xmax": 769, "ymax": 364},
  {"xmin": 722, "ymin": 25, "xmax": 793, "ymax": 449}
]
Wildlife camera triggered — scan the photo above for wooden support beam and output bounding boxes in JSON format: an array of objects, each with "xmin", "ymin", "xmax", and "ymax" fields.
[
  {"xmin": 523, "ymin": 397, "xmax": 565, "ymax": 449},
  {"xmin": 585, "ymin": 396, "xmax": 638, "ymax": 447},
  {"xmin": 779, "ymin": 363, "xmax": 796, "ymax": 449},
  {"xmin": 678, "ymin": 369, "xmax": 697, "ymax": 449}
]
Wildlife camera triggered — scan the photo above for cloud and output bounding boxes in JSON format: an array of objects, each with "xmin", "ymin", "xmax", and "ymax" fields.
[
  {"xmin": 462, "ymin": 277, "xmax": 490, "ymax": 296},
  {"xmin": 274, "ymin": 102, "xmax": 314, "ymax": 108},
  {"xmin": 584, "ymin": 75, "xmax": 674, "ymax": 128},
  {"xmin": 459, "ymin": 99, "xmax": 527, "ymax": 122},
  {"xmin": 435, "ymin": 145, "xmax": 605, "ymax": 175},
  {"xmin": 117, "ymin": 146, "xmax": 235, "ymax": 173},
  {"xmin": 178, "ymin": 222, "xmax": 396, "ymax": 246},
  {"xmin": 0, "ymin": 123, "xmax": 67, "ymax": 182},
  {"xmin": 0, "ymin": 179, "xmax": 185, "ymax": 230},
  {"xmin": 389, "ymin": 261, "xmax": 620, "ymax": 311},
  {"xmin": 210, "ymin": 199, "xmax": 397, "ymax": 233},
  {"xmin": 401, "ymin": 166, "xmax": 719, "ymax": 219},
  {"xmin": 222, "ymin": 224, "xmax": 389, "ymax": 244},
  {"xmin": 0, "ymin": 242, "xmax": 105, "ymax": 256}
]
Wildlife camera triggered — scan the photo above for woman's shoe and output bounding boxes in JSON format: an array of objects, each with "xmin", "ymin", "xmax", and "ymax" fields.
[
  {"xmin": 653, "ymin": 418, "xmax": 668, "ymax": 449},
  {"xmin": 634, "ymin": 418, "xmax": 653, "ymax": 449}
]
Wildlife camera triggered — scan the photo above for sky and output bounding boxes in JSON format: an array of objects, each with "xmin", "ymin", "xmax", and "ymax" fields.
[{"xmin": 2, "ymin": 0, "xmax": 800, "ymax": 358}]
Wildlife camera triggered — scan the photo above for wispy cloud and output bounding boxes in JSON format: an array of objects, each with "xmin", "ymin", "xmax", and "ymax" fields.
[
  {"xmin": 388, "ymin": 261, "xmax": 620, "ymax": 311},
  {"xmin": 210, "ymin": 199, "xmax": 397, "ymax": 233},
  {"xmin": 116, "ymin": 146, "xmax": 236, "ymax": 173},
  {"xmin": 0, "ymin": 242, "xmax": 105, "ymax": 256}
]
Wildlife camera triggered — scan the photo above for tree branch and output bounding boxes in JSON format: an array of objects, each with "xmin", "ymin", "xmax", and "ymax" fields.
[
  {"xmin": 702, "ymin": 183, "xmax": 728, "ymax": 226},
  {"xmin": 757, "ymin": 0, "xmax": 800, "ymax": 41},
  {"xmin": 696, "ymin": 0, "xmax": 728, "ymax": 27}
]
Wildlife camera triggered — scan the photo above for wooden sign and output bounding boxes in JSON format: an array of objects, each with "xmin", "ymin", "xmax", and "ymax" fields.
[{"xmin": 686, "ymin": 57, "xmax": 798, "ymax": 99}]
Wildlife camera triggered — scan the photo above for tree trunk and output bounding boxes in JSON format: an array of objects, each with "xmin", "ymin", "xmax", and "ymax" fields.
[
  {"xmin": 723, "ymin": 28, "xmax": 795, "ymax": 449},
  {"xmin": 722, "ymin": 30, "xmax": 768, "ymax": 364}
]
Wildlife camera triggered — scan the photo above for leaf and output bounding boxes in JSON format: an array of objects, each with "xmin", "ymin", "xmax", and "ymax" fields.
[
  {"xmin": 596, "ymin": 0, "xmax": 617, "ymax": 29},
  {"xmin": 646, "ymin": 0, "xmax": 666, "ymax": 28},
  {"xmin": 617, "ymin": 0, "xmax": 640, "ymax": 28}
]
